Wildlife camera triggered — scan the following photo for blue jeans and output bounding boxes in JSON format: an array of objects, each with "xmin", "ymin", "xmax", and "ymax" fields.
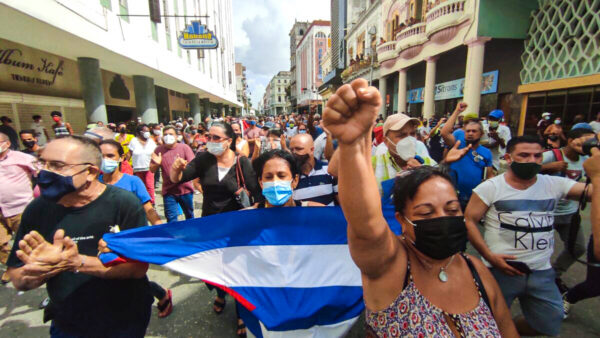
[
  {"xmin": 163, "ymin": 193, "xmax": 194, "ymax": 223},
  {"xmin": 490, "ymin": 267, "xmax": 563, "ymax": 336}
]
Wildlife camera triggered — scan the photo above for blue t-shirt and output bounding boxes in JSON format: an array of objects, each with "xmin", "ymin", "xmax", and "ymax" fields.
[
  {"xmin": 449, "ymin": 129, "xmax": 493, "ymax": 204},
  {"xmin": 99, "ymin": 174, "xmax": 151, "ymax": 205}
]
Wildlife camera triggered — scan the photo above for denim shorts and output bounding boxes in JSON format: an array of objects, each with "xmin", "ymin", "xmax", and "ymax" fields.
[{"xmin": 490, "ymin": 267, "xmax": 563, "ymax": 336}]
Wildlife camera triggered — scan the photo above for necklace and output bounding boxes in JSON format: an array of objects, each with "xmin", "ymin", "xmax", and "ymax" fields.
[{"xmin": 438, "ymin": 254, "xmax": 457, "ymax": 283}]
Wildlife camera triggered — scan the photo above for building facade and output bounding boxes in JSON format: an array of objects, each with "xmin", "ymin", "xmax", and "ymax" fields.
[
  {"xmin": 358, "ymin": 0, "xmax": 538, "ymax": 129},
  {"xmin": 289, "ymin": 21, "xmax": 311, "ymax": 112},
  {"xmin": 517, "ymin": 0, "xmax": 600, "ymax": 135},
  {"xmin": 264, "ymin": 71, "xmax": 291, "ymax": 116},
  {"xmin": 342, "ymin": 0, "xmax": 383, "ymax": 86},
  {"xmin": 0, "ymin": 0, "xmax": 241, "ymax": 135},
  {"xmin": 235, "ymin": 62, "xmax": 250, "ymax": 115},
  {"xmin": 295, "ymin": 20, "xmax": 331, "ymax": 114}
]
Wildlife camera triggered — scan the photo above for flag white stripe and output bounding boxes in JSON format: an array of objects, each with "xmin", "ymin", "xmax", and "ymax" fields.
[
  {"xmin": 163, "ymin": 245, "xmax": 362, "ymax": 288},
  {"xmin": 253, "ymin": 316, "xmax": 360, "ymax": 338}
]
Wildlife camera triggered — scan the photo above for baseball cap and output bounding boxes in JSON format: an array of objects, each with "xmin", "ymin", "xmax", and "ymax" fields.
[
  {"xmin": 571, "ymin": 122, "xmax": 593, "ymax": 131},
  {"xmin": 462, "ymin": 113, "xmax": 479, "ymax": 123},
  {"xmin": 383, "ymin": 113, "xmax": 419, "ymax": 136},
  {"xmin": 542, "ymin": 112, "xmax": 552, "ymax": 117},
  {"xmin": 488, "ymin": 109, "xmax": 504, "ymax": 119}
]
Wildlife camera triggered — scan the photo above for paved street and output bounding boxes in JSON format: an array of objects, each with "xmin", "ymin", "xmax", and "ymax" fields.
[{"xmin": 1, "ymin": 187, "xmax": 599, "ymax": 337}]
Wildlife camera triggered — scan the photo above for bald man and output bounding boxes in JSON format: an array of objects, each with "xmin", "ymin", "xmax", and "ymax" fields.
[
  {"xmin": 289, "ymin": 133, "xmax": 338, "ymax": 206},
  {"xmin": 6, "ymin": 136, "xmax": 153, "ymax": 337}
]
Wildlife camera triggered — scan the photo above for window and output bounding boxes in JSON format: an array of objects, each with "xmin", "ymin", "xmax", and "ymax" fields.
[
  {"xmin": 163, "ymin": 0, "xmax": 171, "ymax": 50},
  {"xmin": 229, "ymin": 71, "xmax": 232, "ymax": 85},
  {"xmin": 149, "ymin": 0, "xmax": 161, "ymax": 23},
  {"xmin": 119, "ymin": 0, "xmax": 129, "ymax": 22},
  {"xmin": 278, "ymin": 96, "xmax": 281, "ymax": 103},
  {"xmin": 151, "ymin": 21, "xmax": 158, "ymax": 41},
  {"xmin": 100, "ymin": 0, "xmax": 111, "ymax": 11}
]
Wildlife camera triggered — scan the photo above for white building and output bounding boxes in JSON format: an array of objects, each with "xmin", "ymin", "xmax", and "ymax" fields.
[
  {"xmin": 343, "ymin": 0, "xmax": 383, "ymax": 84},
  {"xmin": 295, "ymin": 20, "xmax": 330, "ymax": 114},
  {"xmin": 265, "ymin": 71, "xmax": 291, "ymax": 116},
  {"xmin": 235, "ymin": 62, "xmax": 249, "ymax": 115},
  {"xmin": 0, "ymin": 0, "xmax": 241, "ymax": 134}
]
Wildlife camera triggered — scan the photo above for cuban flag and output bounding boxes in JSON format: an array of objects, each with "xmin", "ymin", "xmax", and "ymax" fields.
[{"xmin": 101, "ymin": 180, "xmax": 401, "ymax": 337}]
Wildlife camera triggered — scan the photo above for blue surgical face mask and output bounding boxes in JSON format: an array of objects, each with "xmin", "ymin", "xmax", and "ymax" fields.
[
  {"xmin": 101, "ymin": 158, "xmax": 119, "ymax": 174},
  {"xmin": 37, "ymin": 169, "xmax": 83, "ymax": 201},
  {"xmin": 262, "ymin": 180, "xmax": 293, "ymax": 206},
  {"xmin": 299, "ymin": 130, "xmax": 307, "ymax": 134}
]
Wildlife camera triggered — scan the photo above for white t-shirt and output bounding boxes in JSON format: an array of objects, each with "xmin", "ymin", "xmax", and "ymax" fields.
[
  {"xmin": 473, "ymin": 174, "xmax": 576, "ymax": 270},
  {"xmin": 314, "ymin": 132, "xmax": 327, "ymax": 162},
  {"xmin": 128, "ymin": 137, "xmax": 157, "ymax": 171},
  {"xmin": 481, "ymin": 124, "xmax": 511, "ymax": 169},
  {"xmin": 590, "ymin": 121, "xmax": 600, "ymax": 133},
  {"xmin": 30, "ymin": 122, "xmax": 48, "ymax": 146},
  {"xmin": 541, "ymin": 149, "xmax": 588, "ymax": 215}
]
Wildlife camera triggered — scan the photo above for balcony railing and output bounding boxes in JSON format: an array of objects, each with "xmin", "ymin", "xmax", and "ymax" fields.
[
  {"xmin": 341, "ymin": 55, "xmax": 378, "ymax": 82},
  {"xmin": 396, "ymin": 22, "xmax": 427, "ymax": 42},
  {"xmin": 426, "ymin": 0, "xmax": 467, "ymax": 36},
  {"xmin": 376, "ymin": 41, "xmax": 397, "ymax": 62}
]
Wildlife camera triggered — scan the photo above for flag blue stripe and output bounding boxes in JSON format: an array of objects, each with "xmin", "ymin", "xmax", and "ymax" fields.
[{"xmin": 233, "ymin": 286, "xmax": 364, "ymax": 330}]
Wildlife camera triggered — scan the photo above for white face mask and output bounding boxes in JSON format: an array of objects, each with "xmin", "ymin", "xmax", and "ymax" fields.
[
  {"xmin": 142, "ymin": 131, "xmax": 151, "ymax": 139},
  {"xmin": 207, "ymin": 141, "xmax": 225, "ymax": 156},
  {"xmin": 0, "ymin": 142, "xmax": 8, "ymax": 154},
  {"xmin": 163, "ymin": 134, "xmax": 176, "ymax": 145},
  {"xmin": 388, "ymin": 136, "xmax": 416, "ymax": 162},
  {"xmin": 153, "ymin": 129, "xmax": 162, "ymax": 136}
]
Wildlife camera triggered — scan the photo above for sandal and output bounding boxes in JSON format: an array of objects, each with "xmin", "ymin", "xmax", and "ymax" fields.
[
  {"xmin": 236, "ymin": 321, "xmax": 247, "ymax": 338},
  {"xmin": 157, "ymin": 289, "xmax": 173, "ymax": 318},
  {"xmin": 213, "ymin": 298, "xmax": 226, "ymax": 315}
]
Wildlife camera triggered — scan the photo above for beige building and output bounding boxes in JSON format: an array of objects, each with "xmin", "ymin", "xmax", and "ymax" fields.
[{"xmin": 264, "ymin": 71, "xmax": 292, "ymax": 116}]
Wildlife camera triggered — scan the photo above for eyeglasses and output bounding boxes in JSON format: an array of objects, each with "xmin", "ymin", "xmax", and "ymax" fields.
[
  {"xmin": 35, "ymin": 159, "xmax": 92, "ymax": 172},
  {"xmin": 206, "ymin": 134, "xmax": 229, "ymax": 142}
]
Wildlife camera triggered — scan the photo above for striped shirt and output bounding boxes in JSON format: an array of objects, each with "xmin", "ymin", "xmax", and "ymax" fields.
[
  {"xmin": 53, "ymin": 124, "xmax": 70, "ymax": 137},
  {"xmin": 293, "ymin": 160, "xmax": 338, "ymax": 206}
]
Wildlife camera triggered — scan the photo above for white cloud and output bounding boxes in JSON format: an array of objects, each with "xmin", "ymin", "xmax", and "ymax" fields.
[{"xmin": 232, "ymin": 0, "xmax": 330, "ymax": 109}]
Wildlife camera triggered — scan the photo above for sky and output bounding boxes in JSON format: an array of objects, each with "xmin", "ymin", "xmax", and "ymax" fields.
[{"xmin": 232, "ymin": 0, "xmax": 330, "ymax": 109}]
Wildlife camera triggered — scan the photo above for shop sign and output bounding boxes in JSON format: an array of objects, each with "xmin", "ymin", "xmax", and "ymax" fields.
[
  {"xmin": 178, "ymin": 21, "xmax": 218, "ymax": 49},
  {"xmin": 0, "ymin": 38, "xmax": 81, "ymax": 98},
  {"xmin": 407, "ymin": 70, "xmax": 499, "ymax": 103}
]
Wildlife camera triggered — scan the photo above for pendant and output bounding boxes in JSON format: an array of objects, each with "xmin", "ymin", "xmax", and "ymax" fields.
[{"xmin": 438, "ymin": 269, "xmax": 448, "ymax": 283}]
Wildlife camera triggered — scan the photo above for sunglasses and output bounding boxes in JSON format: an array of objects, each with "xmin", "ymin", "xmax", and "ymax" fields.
[{"xmin": 206, "ymin": 134, "xmax": 229, "ymax": 142}]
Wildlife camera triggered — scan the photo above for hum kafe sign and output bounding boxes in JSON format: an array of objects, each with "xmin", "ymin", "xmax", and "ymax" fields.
[{"xmin": 178, "ymin": 21, "xmax": 218, "ymax": 49}]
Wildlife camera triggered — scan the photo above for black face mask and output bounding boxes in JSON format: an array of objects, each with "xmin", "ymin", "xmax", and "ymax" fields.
[
  {"xmin": 23, "ymin": 140, "xmax": 36, "ymax": 148},
  {"xmin": 510, "ymin": 161, "xmax": 541, "ymax": 180},
  {"xmin": 465, "ymin": 138, "xmax": 480, "ymax": 146},
  {"xmin": 547, "ymin": 135, "xmax": 559, "ymax": 141},
  {"xmin": 294, "ymin": 153, "xmax": 311, "ymax": 168},
  {"xmin": 407, "ymin": 216, "xmax": 467, "ymax": 260},
  {"xmin": 119, "ymin": 127, "xmax": 126, "ymax": 134}
]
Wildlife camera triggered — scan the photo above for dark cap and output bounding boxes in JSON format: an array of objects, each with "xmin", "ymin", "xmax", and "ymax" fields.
[{"xmin": 50, "ymin": 111, "xmax": 62, "ymax": 117}]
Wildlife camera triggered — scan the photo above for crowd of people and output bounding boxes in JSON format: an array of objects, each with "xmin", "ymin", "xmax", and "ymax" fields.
[{"xmin": 1, "ymin": 77, "xmax": 600, "ymax": 337}]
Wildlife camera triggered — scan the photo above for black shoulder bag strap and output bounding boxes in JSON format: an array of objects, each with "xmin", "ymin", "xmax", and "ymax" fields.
[{"xmin": 461, "ymin": 253, "xmax": 493, "ymax": 317}]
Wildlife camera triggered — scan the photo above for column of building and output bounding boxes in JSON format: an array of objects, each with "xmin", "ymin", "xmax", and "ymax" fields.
[
  {"xmin": 397, "ymin": 69, "xmax": 407, "ymax": 114},
  {"xmin": 463, "ymin": 38, "xmax": 490, "ymax": 116},
  {"xmin": 423, "ymin": 56, "xmax": 438, "ymax": 119},
  {"xmin": 77, "ymin": 57, "xmax": 108, "ymax": 124}
]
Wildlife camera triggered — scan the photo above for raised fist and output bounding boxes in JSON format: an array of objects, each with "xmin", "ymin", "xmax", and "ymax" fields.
[{"xmin": 322, "ymin": 79, "xmax": 381, "ymax": 145}]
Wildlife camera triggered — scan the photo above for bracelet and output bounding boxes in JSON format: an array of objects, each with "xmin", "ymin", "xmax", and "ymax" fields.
[{"xmin": 74, "ymin": 255, "xmax": 85, "ymax": 274}]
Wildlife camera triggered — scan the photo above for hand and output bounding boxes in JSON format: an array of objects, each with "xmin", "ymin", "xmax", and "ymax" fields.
[
  {"xmin": 323, "ymin": 79, "xmax": 381, "ymax": 145},
  {"xmin": 98, "ymin": 239, "xmax": 112, "ymax": 254},
  {"xmin": 254, "ymin": 138, "xmax": 261, "ymax": 150},
  {"xmin": 488, "ymin": 253, "xmax": 524, "ymax": 276},
  {"xmin": 445, "ymin": 140, "xmax": 472, "ymax": 164},
  {"xmin": 151, "ymin": 152, "xmax": 162, "ymax": 165},
  {"xmin": 454, "ymin": 102, "xmax": 468, "ymax": 114},
  {"xmin": 280, "ymin": 134, "xmax": 287, "ymax": 149},
  {"xmin": 552, "ymin": 161, "xmax": 568, "ymax": 173},
  {"xmin": 17, "ymin": 230, "xmax": 66, "ymax": 266},
  {"xmin": 172, "ymin": 155, "xmax": 188, "ymax": 172},
  {"xmin": 584, "ymin": 147, "xmax": 600, "ymax": 179},
  {"xmin": 488, "ymin": 130, "xmax": 500, "ymax": 140},
  {"xmin": 406, "ymin": 158, "xmax": 422, "ymax": 169}
]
